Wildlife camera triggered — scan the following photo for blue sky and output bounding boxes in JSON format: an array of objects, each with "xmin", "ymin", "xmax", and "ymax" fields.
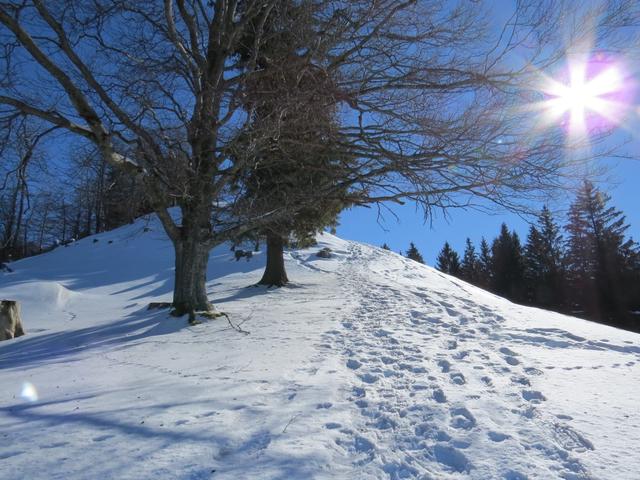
[
  {"xmin": 337, "ymin": 1, "xmax": 640, "ymax": 265},
  {"xmin": 337, "ymin": 155, "xmax": 640, "ymax": 265}
]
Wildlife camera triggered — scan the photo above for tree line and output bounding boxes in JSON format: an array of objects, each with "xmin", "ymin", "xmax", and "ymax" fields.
[
  {"xmin": 404, "ymin": 182, "xmax": 640, "ymax": 331},
  {"xmin": 0, "ymin": 127, "xmax": 150, "ymax": 263},
  {"xmin": 1, "ymin": 1, "xmax": 638, "ymax": 319}
]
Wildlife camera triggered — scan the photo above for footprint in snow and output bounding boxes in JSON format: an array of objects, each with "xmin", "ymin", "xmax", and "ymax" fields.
[
  {"xmin": 523, "ymin": 367, "xmax": 543, "ymax": 376},
  {"xmin": 450, "ymin": 407, "xmax": 476, "ymax": 430},
  {"xmin": 370, "ymin": 414, "xmax": 396, "ymax": 430},
  {"xmin": 511, "ymin": 375, "xmax": 531, "ymax": 386},
  {"xmin": 347, "ymin": 359, "xmax": 362, "ymax": 370},
  {"xmin": 488, "ymin": 431, "xmax": 510, "ymax": 442},
  {"xmin": 553, "ymin": 424, "xmax": 594, "ymax": 453},
  {"xmin": 353, "ymin": 435, "xmax": 375, "ymax": 453},
  {"xmin": 522, "ymin": 390, "xmax": 546, "ymax": 403},
  {"xmin": 352, "ymin": 387, "xmax": 366, "ymax": 398},
  {"xmin": 433, "ymin": 444, "xmax": 472, "ymax": 473},
  {"xmin": 556, "ymin": 414, "xmax": 573, "ymax": 420},
  {"xmin": 358, "ymin": 373, "xmax": 379, "ymax": 384},
  {"xmin": 374, "ymin": 329, "xmax": 392, "ymax": 337},
  {"xmin": 449, "ymin": 372, "xmax": 466, "ymax": 385},
  {"xmin": 433, "ymin": 388, "xmax": 447, "ymax": 403},
  {"xmin": 453, "ymin": 350, "xmax": 469, "ymax": 360},
  {"xmin": 505, "ymin": 356, "xmax": 520, "ymax": 366},
  {"xmin": 438, "ymin": 359, "xmax": 451, "ymax": 373},
  {"xmin": 498, "ymin": 347, "xmax": 520, "ymax": 365}
]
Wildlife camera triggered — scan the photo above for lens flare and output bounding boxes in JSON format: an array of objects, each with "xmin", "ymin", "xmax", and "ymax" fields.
[
  {"xmin": 20, "ymin": 382, "xmax": 38, "ymax": 402},
  {"xmin": 529, "ymin": 54, "xmax": 635, "ymax": 138}
]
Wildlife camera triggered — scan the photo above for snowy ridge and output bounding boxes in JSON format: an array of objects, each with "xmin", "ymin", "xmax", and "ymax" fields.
[{"xmin": 0, "ymin": 214, "xmax": 639, "ymax": 479}]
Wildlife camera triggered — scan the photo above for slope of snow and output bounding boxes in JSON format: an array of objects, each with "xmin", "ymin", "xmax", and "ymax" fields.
[{"xmin": 1, "ymin": 214, "xmax": 639, "ymax": 480}]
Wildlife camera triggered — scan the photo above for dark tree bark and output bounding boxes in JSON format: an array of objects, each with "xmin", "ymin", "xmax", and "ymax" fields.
[
  {"xmin": 258, "ymin": 232, "xmax": 289, "ymax": 287},
  {"xmin": 170, "ymin": 205, "xmax": 214, "ymax": 315},
  {"xmin": 172, "ymin": 238, "xmax": 212, "ymax": 315}
]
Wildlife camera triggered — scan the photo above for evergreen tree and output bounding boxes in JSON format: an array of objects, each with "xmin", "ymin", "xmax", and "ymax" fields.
[
  {"xmin": 381, "ymin": 243, "xmax": 391, "ymax": 250},
  {"xmin": 460, "ymin": 238, "xmax": 480, "ymax": 283},
  {"xmin": 234, "ymin": 1, "xmax": 348, "ymax": 286},
  {"xmin": 524, "ymin": 225, "xmax": 544, "ymax": 302},
  {"xmin": 477, "ymin": 237, "xmax": 493, "ymax": 289},
  {"xmin": 436, "ymin": 242, "xmax": 461, "ymax": 276},
  {"xmin": 565, "ymin": 181, "xmax": 640, "ymax": 326},
  {"xmin": 524, "ymin": 206, "xmax": 565, "ymax": 308},
  {"xmin": 491, "ymin": 223, "xmax": 525, "ymax": 301},
  {"xmin": 406, "ymin": 242, "xmax": 425, "ymax": 264}
]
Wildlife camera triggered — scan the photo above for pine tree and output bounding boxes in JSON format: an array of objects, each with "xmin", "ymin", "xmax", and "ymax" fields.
[
  {"xmin": 477, "ymin": 237, "xmax": 493, "ymax": 289},
  {"xmin": 234, "ymin": 2, "xmax": 348, "ymax": 286},
  {"xmin": 524, "ymin": 225, "xmax": 544, "ymax": 303},
  {"xmin": 436, "ymin": 242, "xmax": 461, "ymax": 276},
  {"xmin": 565, "ymin": 181, "xmax": 640, "ymax": 325},
  {"xmin": 460, "ymin": 238, "xmax": 480, "ymax": 283},
  {"xmin": 491, "ymin": 223, "xmax": 525, "ymax": 301},
  {"xmin": 381, "ymin": 243, "xmax": 391, "ymax": 250},
  {"xmin": 406, "ymin": 242, "xmax": 425, "ymax": 264},
  {"xmin": 524, "ymin": 206, "xmax": 565, "ymax": 308}
]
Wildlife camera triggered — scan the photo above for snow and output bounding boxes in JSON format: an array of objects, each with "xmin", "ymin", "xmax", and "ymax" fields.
[{"xmin": 1, "ymin": 214, "xmax": 639, "ymax": 479}]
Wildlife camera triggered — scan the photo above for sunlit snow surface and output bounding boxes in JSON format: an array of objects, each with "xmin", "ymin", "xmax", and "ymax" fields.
[{"xmin": 1, "ymin": 214, "xmax": 639, "ymax": 479}]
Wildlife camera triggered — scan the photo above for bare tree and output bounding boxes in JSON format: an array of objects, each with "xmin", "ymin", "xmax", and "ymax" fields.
[
  {"xmin": 1, "ymin": 1, "xmax": 636, "ymax": 315},
  {"xmin": 0, "ymin": 117, "xmax": 56, "ymax": 260}
]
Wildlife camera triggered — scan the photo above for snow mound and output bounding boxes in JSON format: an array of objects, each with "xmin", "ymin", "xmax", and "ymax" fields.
[
  {"xmin": 0, "ymin": 215, "xmax": 639, "ymax": 480},
  {"xmin": 1, "ymin": 280, "xmax": 74, "ymax": 308}
]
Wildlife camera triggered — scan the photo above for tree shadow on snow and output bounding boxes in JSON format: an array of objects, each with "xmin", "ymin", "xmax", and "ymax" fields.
[
  {"xmin": 212, "ymin": 282, "xmax": 314, "ymax": 304},
  {"xmin": 0, "ymin": 307, "xmax": 188, "ymax": 371},
  {"xmin": 1, "ymin": 389, "xmax": 326, "ymax": 479}
]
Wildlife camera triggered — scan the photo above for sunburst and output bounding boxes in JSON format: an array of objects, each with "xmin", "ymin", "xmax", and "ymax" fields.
[{"xmin": 528, "ymin": 54, "xmax": 635, "ymax": 139}]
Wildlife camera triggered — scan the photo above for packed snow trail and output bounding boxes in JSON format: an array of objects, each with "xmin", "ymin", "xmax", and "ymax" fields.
[
  {"xmin": 327, "ymin": 242, "xmax": 627, "ymax": 479},
  {"xmin": 1, "ymin": 218, "xmax": 639, "ymax": 479}
]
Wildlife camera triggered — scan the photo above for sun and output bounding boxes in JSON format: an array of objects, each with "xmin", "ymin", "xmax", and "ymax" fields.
[{"xmin": 531, "ymin": 56, "xmax": 634, "ymax": 138}]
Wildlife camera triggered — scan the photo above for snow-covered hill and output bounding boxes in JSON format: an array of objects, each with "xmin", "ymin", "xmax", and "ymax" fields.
[{"xmin": 1, "ymin": 214, "xmax": 639, "ymax": 480}]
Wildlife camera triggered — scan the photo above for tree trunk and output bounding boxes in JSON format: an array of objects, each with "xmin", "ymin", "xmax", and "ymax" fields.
[
  {"xmin": 172, "ymin": 238, "xmax": 213, "ymax": 316},
  {"xmin": 258, "ymin": 232, "xmax": 289, "ymax": 287}
]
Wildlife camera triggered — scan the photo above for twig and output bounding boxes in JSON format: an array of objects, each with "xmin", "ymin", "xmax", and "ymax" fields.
[
  {"xmin": 221, "ymin": 312, "xmax": 250, "ymax": 335},
  {"xmin": 282, "ymin": 413, "xmax": 301, "ymax": 433}
]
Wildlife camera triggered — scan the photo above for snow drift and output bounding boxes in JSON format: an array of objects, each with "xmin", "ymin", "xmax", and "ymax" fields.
[{"xmin": 1, "ymin": 214, "xmax": 639, "ymax": 479}]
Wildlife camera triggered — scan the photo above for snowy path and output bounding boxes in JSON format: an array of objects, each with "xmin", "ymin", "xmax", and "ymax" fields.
[
  {"xmin": 325, "ymin": 242, "xmax": 640, "ymax": 479},
  {"xmin": 1, "ymin": 221, "xmax": 639, "ymax": 479}
]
